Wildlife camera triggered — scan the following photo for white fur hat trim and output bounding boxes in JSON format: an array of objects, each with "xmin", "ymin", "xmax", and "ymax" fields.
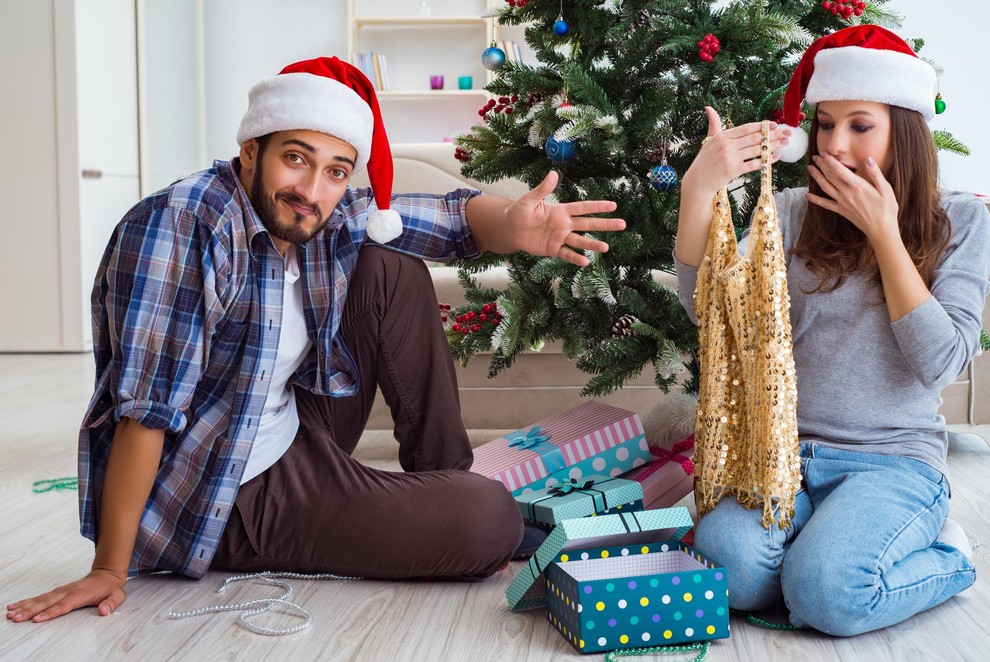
[{"xmin": 236, "ymin": 72, "xmax": 374, "ymax": 171}]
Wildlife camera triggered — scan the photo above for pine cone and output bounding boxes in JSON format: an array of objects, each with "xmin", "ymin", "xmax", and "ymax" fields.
[
  {"xmin": 613, "ymin": 314, "xmax": 640, "ymax": 337},
  {"xmin": 636, "ymin": 10, "xmax": 651, "ymax": 28},
  {"xmin": 645, "ymin": 145, "xmax": 665, "ymax": 163}
]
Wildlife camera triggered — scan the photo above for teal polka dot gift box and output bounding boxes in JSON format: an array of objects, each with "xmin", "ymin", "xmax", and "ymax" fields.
[{"xmin": 506, "ymin": 508, "xmax": 729, "ymax": 654}]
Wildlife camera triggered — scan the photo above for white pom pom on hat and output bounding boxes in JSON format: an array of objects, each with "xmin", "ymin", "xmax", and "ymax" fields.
[
  {"xmin": 237, "ymin": 56, "xmax": 402, "ymax": 243},
  {"xmin": 775, "ymin": 25, "xmax": 937, "ymax": 163}
]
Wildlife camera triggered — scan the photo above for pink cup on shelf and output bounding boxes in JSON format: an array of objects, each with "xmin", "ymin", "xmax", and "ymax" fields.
[{"xmin": 429, "ymin": 75, "xmax": 444, "ymax": 90}]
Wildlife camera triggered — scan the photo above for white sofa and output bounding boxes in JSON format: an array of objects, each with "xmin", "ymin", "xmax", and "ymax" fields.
[{"xmin": 351, "ymin": 142, "xmax": 989, "ymax": 430}]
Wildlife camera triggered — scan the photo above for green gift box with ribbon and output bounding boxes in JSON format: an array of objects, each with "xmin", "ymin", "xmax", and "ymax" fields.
[{"xmin": 514, "ymin": 475, "xmax": 644, "ymax": 527}]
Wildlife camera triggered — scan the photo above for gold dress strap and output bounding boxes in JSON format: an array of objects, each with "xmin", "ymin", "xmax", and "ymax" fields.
[{"xmin": 693, "ymin": 122, "xmax": 802, "ymax": 529}]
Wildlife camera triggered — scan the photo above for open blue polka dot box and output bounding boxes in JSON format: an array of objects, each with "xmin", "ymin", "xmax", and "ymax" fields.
[{"xmin": 506, "ymin": 508, "xmax": 729, "ymax": 654}]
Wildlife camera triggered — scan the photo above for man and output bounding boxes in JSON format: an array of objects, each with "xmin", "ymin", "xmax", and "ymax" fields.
[{"xmin": 6, "ymin": 57, "xmax": 624, "ymax": 623}]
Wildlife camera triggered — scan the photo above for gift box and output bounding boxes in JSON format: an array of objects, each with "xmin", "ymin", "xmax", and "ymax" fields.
[
  {"xmin": 504, "ymin": 508, "xmax": 728, "ymax": 654},
  {"xmin": 545, "ymin": 538, "xmax": 729, "ymax": 653},
  {"xmin": 473, "ymin": 401, "xmax": 652, "ymax": 496},
  {"xmin": 621, "ymin": 436, "xmax": 695, "ymax": 510},
  {"xmin": 514, "ymin": 476, "xmax": 645, "ymax": 527},
  {"xmin": 523, "ymin": 434, "xmax": 653, "ymax": 497},
  {"xmin": 507, "ymin": 508, "xmax": 692, "ymax": 611}
]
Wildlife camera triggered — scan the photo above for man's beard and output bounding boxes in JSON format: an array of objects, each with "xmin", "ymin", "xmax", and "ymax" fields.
[{"xmin": 251, "ymin": 159, "xmax": 329, "ymax": 246}]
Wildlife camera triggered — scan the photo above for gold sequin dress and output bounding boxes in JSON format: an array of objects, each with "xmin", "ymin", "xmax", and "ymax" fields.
[{"xmin": 693, "ymin": 122, "xmax": 802, "ymax": 529}]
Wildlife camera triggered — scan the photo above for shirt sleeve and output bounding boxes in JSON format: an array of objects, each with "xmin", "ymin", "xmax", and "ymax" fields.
[
  {"xmin": 346, "ymin": 187, "xmax": 483, "ymax": 261},
  {"xmin": 890, "ymin": 196, "xmax": 990, "ymax": 389},
  {"xmin": 103, "ymin": 206, "xmax": 217, "ymax": 433}
]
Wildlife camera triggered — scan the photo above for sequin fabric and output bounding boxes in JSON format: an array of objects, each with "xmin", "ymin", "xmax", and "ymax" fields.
[{"xmin": 693, "ymin": 122, "xmax": 802, "ymax": 529}]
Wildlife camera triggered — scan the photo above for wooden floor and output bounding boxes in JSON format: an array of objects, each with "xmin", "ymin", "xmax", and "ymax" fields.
[{"xmin": 2, "ymin": 353, "xmax": 988, "ymax": 661}]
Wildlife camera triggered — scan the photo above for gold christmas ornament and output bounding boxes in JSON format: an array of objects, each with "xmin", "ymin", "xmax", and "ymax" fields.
[{"xmin": 693, "ymin": 122, "xmax": 802, "ymax": 529}]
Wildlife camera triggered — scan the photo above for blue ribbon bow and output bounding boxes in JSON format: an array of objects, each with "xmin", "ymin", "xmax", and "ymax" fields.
[
  {"xmin": 548, "ymin": 478, "xmax": 595, "ymax": 496},
  {"xmin": 506, "ymin": 426, "xmax": 566, "ymax": 474}
]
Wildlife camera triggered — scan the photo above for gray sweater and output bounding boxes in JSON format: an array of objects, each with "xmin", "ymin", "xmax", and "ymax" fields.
[{"xmin": 676, "ymin": 188, "xmax": 990, "ymax": 479}]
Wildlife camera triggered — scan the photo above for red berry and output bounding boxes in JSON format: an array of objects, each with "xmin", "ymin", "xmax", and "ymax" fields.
[
  {"xmin": 470, "ymin": 324, "xmax": 480, "ymax": 332},
  {"xmin": 480, "ymin": 313, "xmax": 488, "ymax": 322},
  {"xmin": 461, "ymin": 329, "xmax": 468, "ymax": 335},
  {"xmin": 511, "ymin": 95, "xmax": 519, "ymax": 102},
  {"xmin": 831, "ymin": 6, "xmax": 838, "ymax": 14},
  {"xmin": 441, "ymin": 316, "xmax": 447, "ymax": 322},
  {"xmin": 453, "ymin": 324, "xmax": 461, "ymax": 331},
  {"xmin": 704, "ymin": 34, "xmax": 713, "ymax": 43},
  {"xmin": 700, "ymin": 52, "xmax": 713, "ymax": 62},
  {"xmin": 854, "ymin": 7, "xmax": 863, "ymax": 15},
  {"xmin": 482, "ymin": 304, "xmax": 492, "ymax": 313},
  {"xmin": 492, "ymin": 318, "xmax": 500, "ymax": 326},
  {"xmin": 505, "ymin": 108, "xmax": 513, "ymax": 115},
  {"xmin": 710, "ymin": 43, "xmax": 719, "ymax": 54}
]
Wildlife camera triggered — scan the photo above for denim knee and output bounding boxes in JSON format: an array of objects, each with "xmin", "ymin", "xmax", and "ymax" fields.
[
  {"xmin": 694, "ymin": 498, "xmax": 788, "ymax": 611},
  {"xmin": 782, "ymin": 551, "xmax": 877, "ymax": 636}
]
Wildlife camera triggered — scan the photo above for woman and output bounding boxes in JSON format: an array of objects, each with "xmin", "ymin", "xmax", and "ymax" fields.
[{"xmin": 674, "ymin": 25, "xmax": 988, "ymax": 636}]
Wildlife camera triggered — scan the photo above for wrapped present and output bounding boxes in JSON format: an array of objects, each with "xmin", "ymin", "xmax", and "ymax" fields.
[
  {"xmin": 514, "ymin": 476, "xmax": 645, "ymax": 527},
  {"xmin": 507, "ymin": 508, "xmax": 694, "ymax": 611},
  {"xmin": 473, "ymin": 401, "xmax": 651, "ymax": 496},
  {"xmin": 621, "ymin": 436, "xmax": 695, "ymax": 510},
  {"xmin": 545, "ymin": 537, "xmax": 729, "ymax": 653},
  {"xmin": 521, "ymin": 434, "xmax": 653, "ymax": 497}
]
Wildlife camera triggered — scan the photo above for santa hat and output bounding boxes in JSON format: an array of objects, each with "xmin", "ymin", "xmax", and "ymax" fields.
[
  {"xmin": 776, "ymin": 25, "xmax": 937, "ymax": 163},
  {"xmin": 236, "ymin": 56, "xmax": 402, "ymax": 243}
]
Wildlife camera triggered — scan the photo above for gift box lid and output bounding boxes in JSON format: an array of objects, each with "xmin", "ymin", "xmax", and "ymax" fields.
[
  {"xmin": 506, "ymin": 507, "xmax": 694, "ymax": 611},
  {"xmin": 515, "ymin": 476, "xmax": 644, "ymax": 525}
]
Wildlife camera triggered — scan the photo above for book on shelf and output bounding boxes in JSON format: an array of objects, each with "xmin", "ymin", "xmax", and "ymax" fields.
[
  {"xmin": 500, "ymin": 40, "xmax": 524, "ymax": 64},
  {"xmin": 351, "ymin": 51, "xmax": 390, "ymax": 91}
]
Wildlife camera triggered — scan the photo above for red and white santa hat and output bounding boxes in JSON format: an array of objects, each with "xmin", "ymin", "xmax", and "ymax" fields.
[
  {"xmin": 236, "ymin": 56, "xmax": 402, "ymax": 243},
  {"xmin": 776, "ymin": 25, "xmax": 937, "ymax": 162}
]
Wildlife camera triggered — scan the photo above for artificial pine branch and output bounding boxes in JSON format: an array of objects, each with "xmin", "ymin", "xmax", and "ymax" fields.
[{"xmin": 932, "ymin": 130, "xmax": 971, "ymax": 156}]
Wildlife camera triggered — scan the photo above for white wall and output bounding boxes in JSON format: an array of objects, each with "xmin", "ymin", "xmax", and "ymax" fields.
[
  {"xmin": 896, "ymin": 0, "xmax": 990, "ymax": 194},
  {"xmin": 143, "ymin": 0, "xmax": 202, "ymax": 192},
  {"xmin": 202, "ymin": 0, "xmax": 347, "ymax": 162}
]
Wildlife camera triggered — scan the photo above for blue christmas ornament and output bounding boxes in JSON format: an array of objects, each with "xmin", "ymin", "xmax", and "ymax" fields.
[
  {"xmin": 545, "ymin": 135, "xmax": 576, "ymax": 163},
  {"xmin": 553, "ymin": 19, "xmax": 569, "ymax": 36},
  {"xmin": 482, "ymin": 45, "xmax": 506, "ymax": 71},
  {"xmin": 649, "ymin": 161, "xmax": 678, "ymax": 192}
]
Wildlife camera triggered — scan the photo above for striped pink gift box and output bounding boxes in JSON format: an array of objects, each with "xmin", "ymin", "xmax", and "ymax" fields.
[{"xmin": 472, "ymin": 401, "xmax": 645, "ymax": 493}]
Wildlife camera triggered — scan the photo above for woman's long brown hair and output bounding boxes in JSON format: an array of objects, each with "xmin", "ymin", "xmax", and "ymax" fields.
[{"xmin": 791, "ymin": 105, "xmax": 950, "ymax": 292}]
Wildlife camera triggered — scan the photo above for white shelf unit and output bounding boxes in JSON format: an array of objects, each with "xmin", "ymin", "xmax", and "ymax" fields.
[{"xmin": 347, "ymin": 0, "xmax": 498, "ymax": 143}]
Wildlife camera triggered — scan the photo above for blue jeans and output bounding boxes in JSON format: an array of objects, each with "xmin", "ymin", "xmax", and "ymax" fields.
[{"xmin": 693, "ymin": 443, "xmax": 976, "ymax": 636}]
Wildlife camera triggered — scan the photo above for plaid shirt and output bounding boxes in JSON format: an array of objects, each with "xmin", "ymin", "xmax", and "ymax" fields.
[{"xmin": 78, "ymin": 159, "xmax": 481, "ymax": 578}]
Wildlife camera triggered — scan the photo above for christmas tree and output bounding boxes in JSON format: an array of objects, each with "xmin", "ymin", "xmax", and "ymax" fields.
[{"xmin": 449, "ymin": 0, "xmax": 960, "ymax": 397}]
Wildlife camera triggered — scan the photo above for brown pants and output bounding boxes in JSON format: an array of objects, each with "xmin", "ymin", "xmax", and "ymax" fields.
[{"xmin": 212, "ymin": 246, "xmax": 523, "ymax": 579}]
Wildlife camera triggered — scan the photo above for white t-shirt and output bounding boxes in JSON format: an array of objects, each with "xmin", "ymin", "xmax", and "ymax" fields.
[{"xmin": 240, "ymin": 246, "xmax": 313, "ymax": 484}]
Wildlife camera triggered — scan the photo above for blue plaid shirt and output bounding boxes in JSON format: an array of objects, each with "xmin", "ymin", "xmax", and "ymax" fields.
[{"xmin": 78, "ymin": 159, "xmax": 481, "ymax": 578}]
